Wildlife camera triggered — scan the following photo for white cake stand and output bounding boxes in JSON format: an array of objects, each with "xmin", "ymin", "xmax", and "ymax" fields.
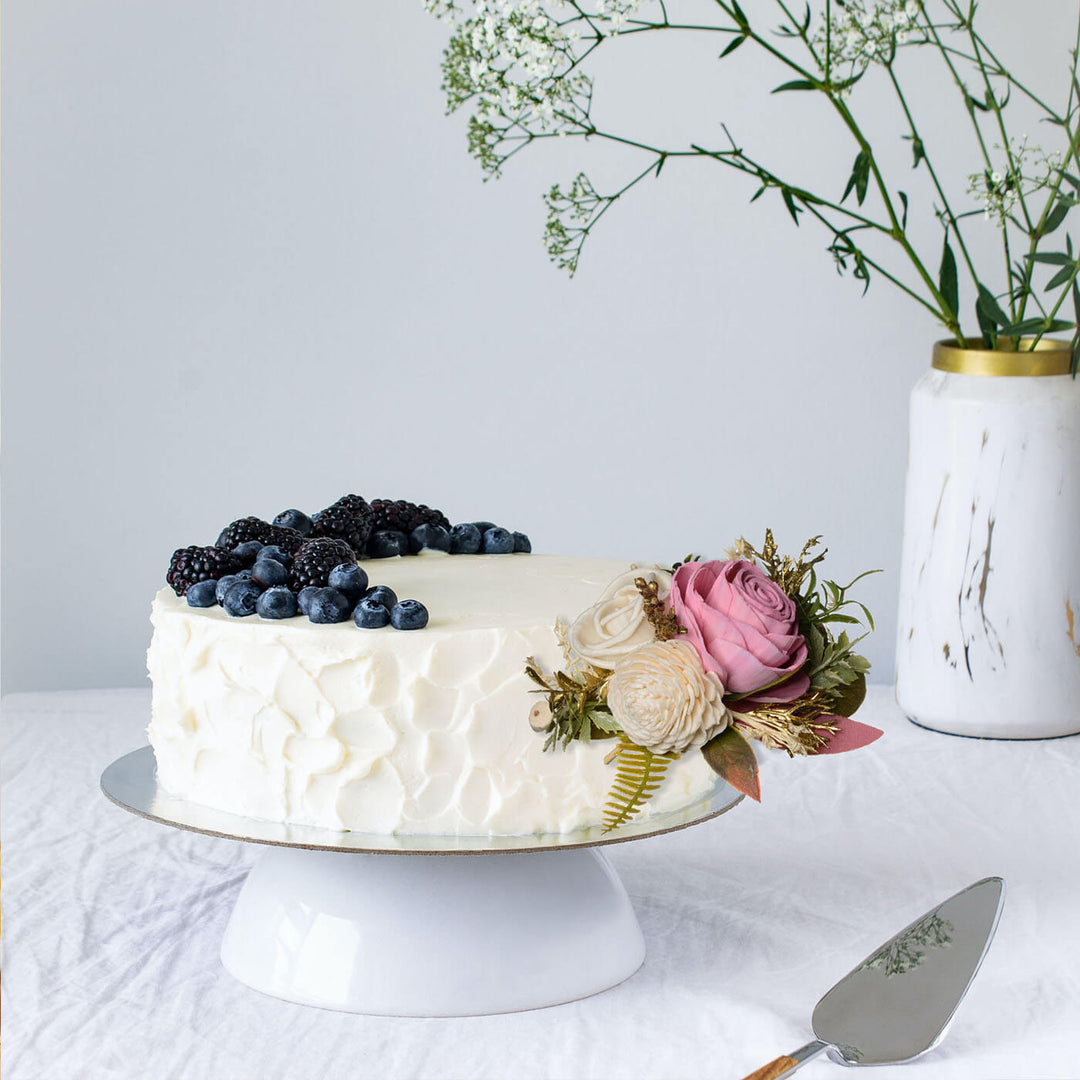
[{"xmin": 101, "ymin": 747, "xmax": 742, "ymax": 1016}]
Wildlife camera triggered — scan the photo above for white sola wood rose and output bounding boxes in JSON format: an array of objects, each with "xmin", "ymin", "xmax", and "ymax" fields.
[
  {"xmin": 606, "ymin": 639, "xmax": 730, "ymax": 755},
  {"xmin": 896, "ymin": 364, "xmax": 1080, "ymax": 737},
  {"xmin": 567, "ymin": 565, "xmax": 673, "ymax": 668}
]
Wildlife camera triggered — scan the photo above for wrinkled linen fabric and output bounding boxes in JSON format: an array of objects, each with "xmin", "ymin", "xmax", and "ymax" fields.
[{"xmin": 2, "ymin": 686, "xmax": 1077, "ymax": 1080}]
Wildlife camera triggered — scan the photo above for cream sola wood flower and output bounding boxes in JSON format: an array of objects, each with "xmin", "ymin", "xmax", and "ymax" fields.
[
  {"xmin": 566, "ymin": 565, "xmax": 673, "ymax": 669},
  {"xmin": 606, "ymin": 639, "xmax": 730, "ymax": 756}
]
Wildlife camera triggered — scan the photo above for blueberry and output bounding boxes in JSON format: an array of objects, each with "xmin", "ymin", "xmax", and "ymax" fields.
[
  {"xmin": 216, "ymin": 574, "xmax": 242, "ymax": 604},
  {"xmin": 482, "ymin": 527, "xmax": 514, "ymax": 554},
  {"xmin": 449, "ymin": 523, "xmax": 482, "ymax": 555},
  {"xmin": 472, "ymin": 521, "xmax": 497, "ymax": 534},
  {"xmin": 223, "ymin": 579, "xmax": 263, "ymax": 617},
  {"xmin": 233, "ymin": 540, "xmax": 264, "ymax": 567},
  {"xmin": 390, "ymin": 599, "xmax": 429, "ymax": 631},
  {"xmin": 367, "ymin": 530, "xmax": 409, "ymax": 558},
  {"xmin": 409, "ymin": 523, "xmax": 451, "ymax": 554},
  {"xmin": 273, "ymin": 509, "xmax": 313, "ymax": 537},
  {"xmin": 257, "ymin": 586, "xmax": 299, "ymax": 620},
  {"xmin": 307, "ymin": 588, "xmax": 352, "ymax": 624},
  {"xmin": 354, "ymin": 598, "xmax": 391, "ymax": 628},
  {"xmin": 361, "ymin": 584, "xmax": 398, "ymax": 610},
  {"xmin": 251, "ymin": 558, "xmax": 289, "ymax": 588},
  {"xmin": 186, "ymin": 579, "xmax": 219, "ymax": 607},
  {"xmin": 328, "ymin": 562, "xmax": 368, "ymax": 600},
  {"xmin": 512, "ymin": 531, "xmax": 532, "ymax": 553},
  {"xmin": 297, "ymin": 585, "xmax": 320, "ymax": 615},
  {"xmin": 258, "ymin": 544, "xmax": 293, "ymax": 568}
]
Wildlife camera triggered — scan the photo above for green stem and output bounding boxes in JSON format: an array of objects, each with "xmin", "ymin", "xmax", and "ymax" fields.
[
  {"xmin": 716, "ymin": 0, "xmax": 958, "ymax": 333},
  {"xmin": 1029, "ymin": 263, "xmax": 1080, "ymax": 350},
  {"xmin": 885, "ymin": 63, "xmax": 979, "ymax": 304}
]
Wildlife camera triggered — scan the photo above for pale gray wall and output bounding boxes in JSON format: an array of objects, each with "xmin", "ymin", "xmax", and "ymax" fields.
[{"xmin": 2, "ymin": 1, "xmax": 1065, "ymax": 691}]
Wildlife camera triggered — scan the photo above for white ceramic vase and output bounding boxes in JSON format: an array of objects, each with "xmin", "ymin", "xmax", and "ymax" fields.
[{"xmin": 895, "ymin": 340, "xmax": 1080, "ymax": 738}]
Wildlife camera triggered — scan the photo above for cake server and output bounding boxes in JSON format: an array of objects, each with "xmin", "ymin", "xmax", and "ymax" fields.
[{"xmin": 741, "ymin": 876, "xmax": 1004, "ymax": 1079}]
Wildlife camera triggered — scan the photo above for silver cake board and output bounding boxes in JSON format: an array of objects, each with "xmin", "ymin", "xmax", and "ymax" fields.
[{"xmin": 101, "ymin": 746, "xmax": 742, "ymax": 1015}]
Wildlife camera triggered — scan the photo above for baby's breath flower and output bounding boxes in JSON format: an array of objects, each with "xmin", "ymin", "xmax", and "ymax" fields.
[
  {"xmin": 813, "ymin": 0, "xmax": 922, "ymax": 74},
  {"xmin": 426, "ymin": 0, "xmax": 646, "ymax": 173},
  {"xmin": 965, "ymin": 137, "xmax": 1059, "ymax": 224},
  {"xmin": 543, "ymin": 172, "xmax": 614, "ymax": 273}
]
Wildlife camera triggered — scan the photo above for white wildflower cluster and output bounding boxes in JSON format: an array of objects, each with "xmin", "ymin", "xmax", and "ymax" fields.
[
  {"xmin": 593, "ymin": 0, "xmax": 644, "ymax": 33},
  {"xmin": 965, "ymin": 138, "xmax": 1060, "ymax": 225},
  {"xmin": 812, "ymin": 0, "xmax": 922, "ymax": 74},
  {"xmin": 425, "ymin": 0, "xmax": 644, "ymax": 174},
  {"xmin": 543, "ymin": 172, "xmax": 611, "ymax": 273}
]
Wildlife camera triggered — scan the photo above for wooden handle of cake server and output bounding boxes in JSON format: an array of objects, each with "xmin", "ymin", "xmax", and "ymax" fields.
[{"xmin": 740, "ymin": 1055, "xmax": 800, "ymax": 1080}]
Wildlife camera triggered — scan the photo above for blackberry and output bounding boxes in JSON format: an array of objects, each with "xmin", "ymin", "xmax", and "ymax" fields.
[
  {"xmin": 311, "ymin": 495, "xmax": 374, "ymax": 553},
  {"xmin": 369, "ymin": 499, "xmax": 450, "ymax": 536},
  {"xmin": 288, "ymin": 537, "xmax": 357, "ymax": 590},
  {"xmin": 216, "ymin": 517, "xmax": 304, "ymax": 555},
  {"xmin": 167, "ymin": 545, "xmax": 243, "ymax": 597}
]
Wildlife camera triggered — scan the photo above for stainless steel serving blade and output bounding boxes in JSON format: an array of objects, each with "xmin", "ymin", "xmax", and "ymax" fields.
[{"xmin": 741, "ymin": 877, "xmax": 1005, "ymax": 1080}]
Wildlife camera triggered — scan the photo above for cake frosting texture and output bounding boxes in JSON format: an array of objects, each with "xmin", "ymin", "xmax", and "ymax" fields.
[{"xmin": 147, "ymin": 553, "xmax": 718, "ymax": 835}]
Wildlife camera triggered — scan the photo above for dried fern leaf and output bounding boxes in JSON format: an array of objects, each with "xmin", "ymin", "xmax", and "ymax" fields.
[{"xmin": 601, "ymin": 739, "xmax": 677, "ymax": 832}]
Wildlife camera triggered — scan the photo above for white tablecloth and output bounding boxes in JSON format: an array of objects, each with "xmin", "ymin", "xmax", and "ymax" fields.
[{"xmin": 2, "ymin": 686, "xmax": 1077, "ymax": 1080}]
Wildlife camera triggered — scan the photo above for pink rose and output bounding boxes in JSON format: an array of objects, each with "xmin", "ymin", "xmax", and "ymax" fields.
[{"xmin": 668, "ymin": 559, "xmax": 809, "ymax": 698}]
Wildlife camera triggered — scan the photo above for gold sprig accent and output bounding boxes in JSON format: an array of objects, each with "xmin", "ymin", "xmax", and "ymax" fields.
[
  {"xmin": 635, "ymin": 577, "xmax": 684, "ymax": 642},
  {"xmin": 525, "ymin": 657, "xmax": 620, "ymax": 750},
  {"xmin": 729, "ymin": 529, "xmax": 826, "ymax": 598},
  {"xmin": 728, "ymin": 688, "xmax": 840, "ymax": 756}
]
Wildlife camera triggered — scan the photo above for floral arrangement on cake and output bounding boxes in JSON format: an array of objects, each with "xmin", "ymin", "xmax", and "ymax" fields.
[{"xmin": 525, "ymin": 533, "xmax": 882, "ymax": 829}]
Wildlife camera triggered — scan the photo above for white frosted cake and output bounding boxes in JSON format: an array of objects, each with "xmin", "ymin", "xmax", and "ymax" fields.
[{"xmin": 147, "ymin": 553, "xmax": 718, "ymax": 835}]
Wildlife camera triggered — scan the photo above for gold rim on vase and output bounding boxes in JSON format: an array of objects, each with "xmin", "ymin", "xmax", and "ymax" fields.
[{"xmin": 932, "ymin": 337, "xmax": 1073, "ymax": 377}]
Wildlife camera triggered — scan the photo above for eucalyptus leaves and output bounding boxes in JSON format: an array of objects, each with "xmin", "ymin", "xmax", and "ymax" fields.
[{"xmin": 428, "ymin": 0, "xmax": 1080, "ymax": 371}]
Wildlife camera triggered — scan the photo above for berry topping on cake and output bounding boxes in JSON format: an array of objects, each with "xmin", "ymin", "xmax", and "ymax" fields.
[
  {"xmin": 297, "ymin": 585, "xmax": 319, "ymax": 615},
  {"xmin": 167, "ymin": 545, "xmax": 244, "ymax": 597},
  {"xmin": 390, "ymin": 599, "xmax": 429, "ymax": 631},
  {"xmin": 328, "ymin": 563, "xmax": 369, "ymax": 601},
  {"xmin": 362, "ymin": 584, "xmax": 398, "ymax": 610},
  {"xmin": 307, "ymin": 588, "xmax": 353, "ymax": 624},
  {"xmin": 232, "ymin": 540, "xmax": 265, "ymax": 567},
  {"xmin": 449, "ymin": 523, "xmax": 482, "ymax": 554},
  {"xmin": 258, "ymin": 544, "xmax": 293, "ymax": 568},
  {"xmin": 257, "ymin": 586, "xmax": 299, "ymax": 620},
  {"xmin": 367, "ymin": 530, "xmax": 409, "ymax": 559},
  {"xmin": 216, "ymin": 517, "xmax": 304, "ymax": 555},
  {"xmin": 222, "ymin": 579, "xmax": 263, "ymax": 617},
  {"xmin": 370, "ymin": 499, "xmax": 451, "ymax": 536},
  {"xmin": 409, "ymin": 523, "xmax": 451, "ymax": 553},
  {"xmin": 288, "ymin": 537, "xmax": 357, "ymax": 590},
  {"xmin": 185, "ymin": 579, "xmax": 220, "ymax": 608},
  {"xmin": 482, "ymin": 527, "xmax": 514, "ymax": 554},
  {"xmin": 252, "ymin": 558, "xmax": 289, "ymax": 588},
  {"xmin": 311, "ymin": 495, "xmax": 375, "ymax": 553},
  {"xmin": 272, "ymin": 509, "xmax": 313, "ymax": 537},
  {"xmin": 354, "ymin": 598, "xmax": 391, "ymax": 628}
]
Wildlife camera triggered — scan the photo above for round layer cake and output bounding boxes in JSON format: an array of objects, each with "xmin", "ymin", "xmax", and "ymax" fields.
[{"xmin": 147, "ymin": 553, "xmax": 718, "ymax": 836}]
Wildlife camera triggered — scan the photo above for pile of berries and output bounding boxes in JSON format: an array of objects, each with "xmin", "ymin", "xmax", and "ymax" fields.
[{"xmin": 164, "ymin": 494, "xmax": 532, "ymax": 629}]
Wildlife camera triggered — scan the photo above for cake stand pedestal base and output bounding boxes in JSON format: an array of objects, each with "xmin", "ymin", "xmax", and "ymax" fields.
[{"xmin": 220, "ymin": 846, "xmax": 646, "ymax": 1015}]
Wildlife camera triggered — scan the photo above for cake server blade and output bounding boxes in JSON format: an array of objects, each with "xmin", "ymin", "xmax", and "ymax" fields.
[{"xmin": 740, "ymin": 876, "xmax": 1004, "ymax": 1079}]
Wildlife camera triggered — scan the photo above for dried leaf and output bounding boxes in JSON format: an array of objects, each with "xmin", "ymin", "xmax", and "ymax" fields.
[
  {"xmin": 701, "ymin": 726, "xmax": 761, "ymax": 802},
  {"xmin": 810, "ymin": 715, "xmax": 883, "ymax": 755}
]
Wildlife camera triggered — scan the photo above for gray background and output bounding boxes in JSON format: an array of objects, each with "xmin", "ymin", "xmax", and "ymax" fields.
[{"xmin": 1, "ymin": 1, "xmax": 1064, "ymax": 691}]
